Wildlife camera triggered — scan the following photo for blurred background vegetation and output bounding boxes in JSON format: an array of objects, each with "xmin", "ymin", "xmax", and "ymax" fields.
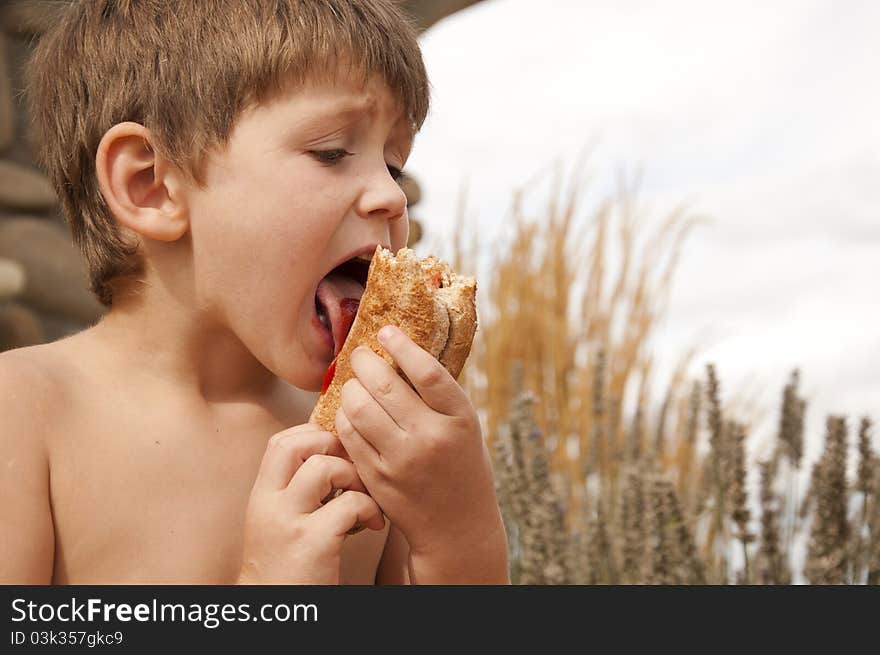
[{"xmin": 437, "ymin": 163, "xmax": 878, "ymax": 584}]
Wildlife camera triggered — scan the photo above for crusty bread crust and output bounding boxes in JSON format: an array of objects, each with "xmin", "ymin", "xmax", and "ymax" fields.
[
  {"xmin": 309, "ymin": 246, "xmax": 477, "ymax": 434},
  {"xmin": 419, "ymin": 256, "xmax": 478, "ymax": 380},
  {"xmin": 438, "ymin": 282, "xmax": 477, "ymax": 379}
]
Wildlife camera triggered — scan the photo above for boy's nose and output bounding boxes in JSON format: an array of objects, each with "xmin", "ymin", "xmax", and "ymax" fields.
[{"xmin": 355, "ymin": 168, "xmax": 408, "ymax": 223}]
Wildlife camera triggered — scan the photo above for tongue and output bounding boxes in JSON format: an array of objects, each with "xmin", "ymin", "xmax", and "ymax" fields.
[{"xmin": 316, "ymin": 271, "xmax": 365, "ymax": 357}]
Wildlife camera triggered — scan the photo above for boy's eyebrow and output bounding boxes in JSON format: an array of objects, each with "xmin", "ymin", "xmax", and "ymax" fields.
[
  {"xmin": 320, "ymin": 99, "xmax": 377, "ymax": 120},
  {"xmin": 298, "ymin": 96, "xmax": 382, "ymax": 127},
  {"xmin": 293, "ymin": 98, "xmax": 412, "ymax": 147}
]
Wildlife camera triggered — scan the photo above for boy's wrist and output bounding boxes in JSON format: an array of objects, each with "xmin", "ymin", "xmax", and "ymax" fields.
[{"xmin": 407, "ymin": 522, "xmax": 510, "ymax": 584}]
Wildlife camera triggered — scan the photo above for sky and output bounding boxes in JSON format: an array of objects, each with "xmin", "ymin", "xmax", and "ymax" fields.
[{"xmin": 405, "ymin": 0, "xmax": 880, "ymax": 467}]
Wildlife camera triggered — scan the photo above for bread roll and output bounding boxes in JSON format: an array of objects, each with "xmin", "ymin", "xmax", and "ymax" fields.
[{"xmin": 309, "ymin": 246, "xmax": 477, "ymax": 434}]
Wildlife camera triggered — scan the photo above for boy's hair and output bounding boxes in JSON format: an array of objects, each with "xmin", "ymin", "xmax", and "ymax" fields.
[{"xmin": 24, "ymin": 0, "xmax": 430, "ymax": 307}]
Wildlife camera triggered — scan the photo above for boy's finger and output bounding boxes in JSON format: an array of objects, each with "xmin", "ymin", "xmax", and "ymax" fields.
[
  {"xmin": 349, "ymin": 346, "xmax": 423, "ymax": 433},
  {"xmin": 255, "ymin": 429, "xmax": 348, "ymax": 493},
  {"xmin": 286, "ymin": 454, "xmax": 367, "ymax": 513},
  {"xmin": 335, "ymin": 407, "xmax": 382, "ymax": 470},
  {"xmin": 285, "ymin": 423, "xmax": 327, "ymax": 434},
  {"xmin": 377, "ymin": 325, "xmax": 469, "ymax": 417},
  {"xmin": 340, "ymin": 377, "xmax": 406, "ymax": 454},
  {"xmin": 312, "ymin": 490, "xmax": 386, "ymax": 537}
]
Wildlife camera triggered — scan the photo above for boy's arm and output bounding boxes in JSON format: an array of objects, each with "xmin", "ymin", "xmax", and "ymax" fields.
[
  {"xmin": 374, "ymin": 523, "xmax": 411, "ymax": 584},
  {"xmin": 0, "ymin": 357, "xmax": 56, "ymax": 584},
  {"xmin": 374, "ymin": 522, "xmax": 510, "ymax": 585}
]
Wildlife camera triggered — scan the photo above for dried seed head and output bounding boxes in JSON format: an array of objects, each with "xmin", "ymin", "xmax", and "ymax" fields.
[
  {"xmin": 777, "ymin": 370, "xmax": 806, "ymax": 469},
  {"xmin": 857, "ymin": 416, "xmax": 875, "ymax": 495},
  {"xmin": 805, "ymin": 416, "xmax": 850, "ymax": 584}
]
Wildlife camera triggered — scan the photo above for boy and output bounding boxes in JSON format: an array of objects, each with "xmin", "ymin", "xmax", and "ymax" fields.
[{"xmin": 0, "ymin": 0, "xmax": 508, "ymax": 585}]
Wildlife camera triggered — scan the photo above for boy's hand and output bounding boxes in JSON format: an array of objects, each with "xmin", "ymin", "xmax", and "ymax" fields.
[
  {"xmin": 237, "ymin": 424, "xmax": 385, "ymax": 585},
  {"xmin": 336, "ymin": 325, "xmax": 506, "ymax": 567}
]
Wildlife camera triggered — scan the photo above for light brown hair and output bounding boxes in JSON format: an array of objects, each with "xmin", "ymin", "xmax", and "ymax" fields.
[{"xmin": 24, "ymin": 0, "xmax": 430, "ymax": 307}]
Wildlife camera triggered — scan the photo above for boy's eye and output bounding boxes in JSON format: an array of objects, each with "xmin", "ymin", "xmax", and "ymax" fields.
[
  {"xmin": 309, "ymin": 149, "xmax": 403, "ymax": 182},
  {"xmin": 387, "ymin": 165, "xmax": 403, "ymax": 182},
  {"xmin": 309, "ymin": 149, "xmax": 354, "ymax": 165}
]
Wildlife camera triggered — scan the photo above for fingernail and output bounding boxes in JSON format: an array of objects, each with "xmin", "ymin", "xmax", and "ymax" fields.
[{"xmin": 378, "ymin": 325, "xmax": 395, "ymax": 344}]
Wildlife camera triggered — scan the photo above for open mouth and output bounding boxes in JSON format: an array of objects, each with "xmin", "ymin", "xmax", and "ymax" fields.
[{"xmin": 315, "ymin": 255, "xmax": 372, "ymax": 357}]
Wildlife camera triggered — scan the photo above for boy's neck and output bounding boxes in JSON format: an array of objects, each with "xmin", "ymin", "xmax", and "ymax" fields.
[{"xmin": 87, "ymin": 296, "xmax": 282, "ymax": 405}]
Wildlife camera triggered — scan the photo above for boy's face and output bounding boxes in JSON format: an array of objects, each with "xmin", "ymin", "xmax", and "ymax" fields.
[{"xmin": 184, "ymin": 75, "xmax": 413, "ymax": 392}]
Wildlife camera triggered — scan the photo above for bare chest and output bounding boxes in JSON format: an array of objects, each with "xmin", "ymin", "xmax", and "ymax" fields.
[{"xmin": 47, "ymin": 403, "xmax": 386, "ymax": 584}]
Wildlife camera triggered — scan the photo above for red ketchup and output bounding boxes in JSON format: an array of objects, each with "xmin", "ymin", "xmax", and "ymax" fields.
[
  {"xmin": 320, "ymin": 297, "xmax": 361, "ymax": 395},
  {"xmin": 321, "ymin": 357, "xmax": 337, "ymax": 395}
]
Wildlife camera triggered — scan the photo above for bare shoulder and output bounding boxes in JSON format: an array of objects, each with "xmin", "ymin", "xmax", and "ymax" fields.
[
  {"xmin": 0, "ymin": 342, "xmax": 75, "ymax": 431},
  {"xmin": 0, "ymin": 343, "xmax": 71, "ymax": 583}
]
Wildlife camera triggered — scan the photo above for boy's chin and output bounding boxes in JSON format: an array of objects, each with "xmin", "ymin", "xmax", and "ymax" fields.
[
  {"xmin": 275, "ymin": 368, "xmax": 322, "ymax": 394},
  {"xmin": 300, "ymin": 377, "xmax": 323, "ymax": 394},
  {"xmin": 276, "ymin": 360, "xmax": 327, "ymax": 395}
]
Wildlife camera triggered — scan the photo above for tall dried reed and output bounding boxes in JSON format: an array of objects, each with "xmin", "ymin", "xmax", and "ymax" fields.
[
  {"xmin": 439, "ymin": 164, "xmax": 704, "ymax": 530},
  {"xmin": 429, "ymin": 164, "xmax": 877, "ymax": 584}
]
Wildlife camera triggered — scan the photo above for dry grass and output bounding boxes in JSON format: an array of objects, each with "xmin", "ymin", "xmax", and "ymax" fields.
[
  {"xmin": 429, "ymin": 163, "xmax": 878, "ymax": 584},
  {"xmin": 442, "ymin": 163, "xmax": 705, "ymax": 526}
]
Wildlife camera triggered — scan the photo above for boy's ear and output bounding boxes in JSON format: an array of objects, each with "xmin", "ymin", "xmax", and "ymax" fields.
[{"xmin": 95, "ymin": 122, "xmax": 189, "ymax": 242}]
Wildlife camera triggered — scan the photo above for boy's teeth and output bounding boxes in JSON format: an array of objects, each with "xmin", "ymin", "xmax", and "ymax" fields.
[{"xmin": 317, "ymin": 306, "xmax": 330, "ymax": 329}]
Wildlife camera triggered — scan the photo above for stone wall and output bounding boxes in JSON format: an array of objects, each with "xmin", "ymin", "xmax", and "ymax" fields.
[
  {"xmin": 0, "ymin": 1, "xmax": 429, "ymax": 352},
  {"xmin": 0, "ymin": 2, "xmax": 105, "ymax": 352}
]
